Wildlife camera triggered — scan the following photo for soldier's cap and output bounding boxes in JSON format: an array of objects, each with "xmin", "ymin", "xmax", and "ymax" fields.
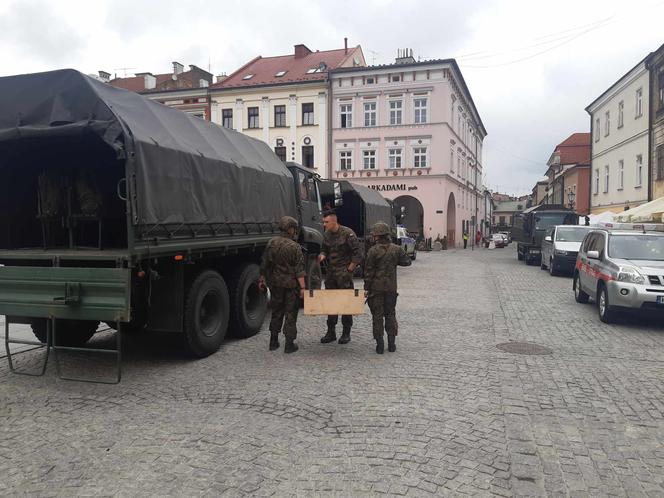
[
  {"xmin": 278, "ymin": 216, "xmax": 299, "ymax": 232},
  {"xmin": 371, "ymin": 221, "xmax": 391, "ymax": 236}
]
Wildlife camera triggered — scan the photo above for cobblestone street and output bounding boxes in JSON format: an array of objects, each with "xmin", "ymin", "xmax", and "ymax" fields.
[{"xmin": 2, "ymin": 247, "xmax": 664, "ymax": 497}]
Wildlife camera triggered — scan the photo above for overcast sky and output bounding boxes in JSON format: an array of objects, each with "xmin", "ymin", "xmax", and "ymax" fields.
[{"xmin": 1, "ymin": 0, "xmax": 663, "ymax": 195}]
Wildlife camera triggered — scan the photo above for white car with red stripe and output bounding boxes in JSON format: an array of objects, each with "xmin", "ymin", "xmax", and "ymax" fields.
[{"xmin": 573, "ymin": 223, "xmax": 664, "ymax": 323}]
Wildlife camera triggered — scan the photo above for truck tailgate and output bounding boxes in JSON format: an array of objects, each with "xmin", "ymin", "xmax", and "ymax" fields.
[{"xmin": 0, "ymin": 266, "xmax": 131, "ymax": 322}]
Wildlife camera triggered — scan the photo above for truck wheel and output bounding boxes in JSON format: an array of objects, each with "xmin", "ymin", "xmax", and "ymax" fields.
[
  {"xmin": 517, "ymin": 247, "xmax": 524, "ymax": 261},
  {"xmin": 183, "ymin": 270, "xmax": 230, "ymax": 357},
  {"xmin": 573, "ymin": 273, "xmax": 589, "ymax": 303},
  {"xmin": 597, "ymin": 284, "xmax": 616, "ymax": 323},
  {"xmin": 30, "ymin": 319, "xmax": 99, "ymax": 346},
  {"xmin": 228, "ymin": 263, "xmax": 267, "ymax": 339}
]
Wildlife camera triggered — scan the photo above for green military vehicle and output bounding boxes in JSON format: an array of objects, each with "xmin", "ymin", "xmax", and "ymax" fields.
[
  {"xmin": 0, "ymin": 69, "xmax": 324, "ymax": 371},
  {"xmin": 511, "ymin": 205, "xmax": 578, "ymax": 265}
]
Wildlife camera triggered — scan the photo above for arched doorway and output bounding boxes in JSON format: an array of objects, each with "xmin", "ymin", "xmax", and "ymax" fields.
[
  {"xmin": 393, "ymin": 195, "xmax": 424, "ymax": 238},
  {"xmin": 446, "ymin": 193, "xmax": 456, "ymax": 247}
]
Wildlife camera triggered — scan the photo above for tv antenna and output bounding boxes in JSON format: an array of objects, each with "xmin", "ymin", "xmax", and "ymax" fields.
[
  {"xmin": 113, "ymin": 67, "xmax": 136, "ymax": 78},
  {"xmin": 366, "ymin": 49, "xmax": 380, "ymax": 65}
]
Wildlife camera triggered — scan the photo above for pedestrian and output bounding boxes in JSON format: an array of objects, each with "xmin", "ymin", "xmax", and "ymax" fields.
[
  {"xmin": 364, "ymin": 221, "xmax": 411, "ymax": 354},
  {"xmin": 259, "ymin": 216, "xmax": 306, "ymax": 353},
  {"xmin": 317, "ymin": 210, "xmax": 362, "ymax": 345},
  {"xmin": 463, "ymin": 231, "xmax": 469, "ymax": 249},
  {"xmin": 476, "ymin": 230, "xmax": 481, "ymax": 247}
]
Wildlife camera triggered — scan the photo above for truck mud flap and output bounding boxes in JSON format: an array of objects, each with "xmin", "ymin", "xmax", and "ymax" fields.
[{"xmin": 0, "ymin": 266, "xmax": 131, "ymax": 322}]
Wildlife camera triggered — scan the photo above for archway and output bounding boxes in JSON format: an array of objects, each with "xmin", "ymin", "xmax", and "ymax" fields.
[
  {"xmin": 393, "ymin": 195, "xmax": 424, "ymax": 238},
  {"xmin": 446, "ymin": 193, "xmax": 456, "ymax": 247}
]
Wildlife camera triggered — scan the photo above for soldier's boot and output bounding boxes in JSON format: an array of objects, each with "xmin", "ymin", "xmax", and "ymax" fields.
[
  {"xmin": 320, "ymin": 326, "xmax": 337, "ymax": 344},
  {"xmin": 269, "ymin": 332, "xmax": 280, "ymax": 351},
  {"xmin": 375, "ymin": 336, "xmax": 384, "ymax": 354},
  {"xmin": 338, "ymin": 326, "xmax": 351, "ymax": 344},
  {"xmin": 387, "ymin": 336, "xmax": 396, "ymax": 353},
  {"xmin": 284, "ymin": 337, "xmax": 299, "ymax": 354}
]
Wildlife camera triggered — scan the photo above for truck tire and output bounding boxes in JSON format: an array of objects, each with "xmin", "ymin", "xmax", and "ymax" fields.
[
  {"xmin": 228, "ymin": 263, "xmax": 267, "ymax": 339},
  {"xmin": 573, "ymin": 273, "xmax": 589, "ymax": 304},
  {"xmin": 517, "ymin": 245, "xmax": 524, "ymax": 261},
  {"xmin": 183, "ymin": 270, "xmax": 230, "ymax": 357},
  {"xmin": 30, "ymin": 319, "xmax": 99, "ymax": 346}
]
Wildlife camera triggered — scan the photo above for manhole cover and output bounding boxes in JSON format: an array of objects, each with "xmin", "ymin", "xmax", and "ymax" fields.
[{"xmin": 496, "ymin": 342, "xmax": 553, "ymax": 355}]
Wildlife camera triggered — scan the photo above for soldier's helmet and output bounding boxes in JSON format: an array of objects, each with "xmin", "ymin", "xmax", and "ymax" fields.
[
  {"xmin": 278, "ymin": 216, "xmax": 299, "ymax": 232},
  {"xmin": 371, "ymin": 222, "xmax": 391, "ymax": 236}
]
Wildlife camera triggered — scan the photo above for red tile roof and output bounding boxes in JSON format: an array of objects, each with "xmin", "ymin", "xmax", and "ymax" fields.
[
  {"xmin": 109, "ymin": 73, "xmax": 172, "ymax": 92},
  {"xmin": 211, "ymin": 45, "xmax": 363, "ymax": 89},
  {"xmin": 556, "ymin": 133, "xmax": 591, "ymax": 165}
]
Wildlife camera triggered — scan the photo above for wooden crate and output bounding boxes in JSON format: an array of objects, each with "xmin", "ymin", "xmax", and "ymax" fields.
[{"xmin": 303, "ymin": 289, "xmax": 366, "ymax": 316}]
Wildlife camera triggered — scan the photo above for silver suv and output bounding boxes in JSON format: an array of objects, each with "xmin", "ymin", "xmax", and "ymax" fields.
[{"xmin": 573, "ymin": 225, "xmax": 664, "ymax": 322}]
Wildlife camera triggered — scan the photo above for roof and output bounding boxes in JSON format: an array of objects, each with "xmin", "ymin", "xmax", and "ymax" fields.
[
  {"xmin": 552, "ymin": 133, "xmax": 591, "ymax": 166},
  {"xmin": 211, "ymin": 45, "xmax": 362, "ymax": 89},
  {"xmin": 330, "ymin": 58, "xmax": 487, "ymax": 137},
  {"xmin": 585, "ymin": 53, "xmax": 650, "ymax": 112},
  {"xmin": 109, "ymin": 73, "xmax": 173, "ymax": 92}
]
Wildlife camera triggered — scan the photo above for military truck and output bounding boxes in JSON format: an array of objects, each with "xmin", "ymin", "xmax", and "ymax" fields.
[
  {"xmin": 511, "ymin": 205, "xmax": 578, "ymax": 265},
  {"xmin": 318, "ymin": 180, "xmax": 393, "ymax": 271},
  {"xmin": 0, "ymin": 69, "xmax": 324, "ymax": 360}
]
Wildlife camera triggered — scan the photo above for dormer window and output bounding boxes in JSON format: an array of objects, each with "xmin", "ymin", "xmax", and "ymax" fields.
[
  {"xmin": 242, "ymin": 74, "xmax": 254, "ymax": 80},
  {"xmin": 275, "ymin": 71, "xmax": 287, "ymax": 77}
]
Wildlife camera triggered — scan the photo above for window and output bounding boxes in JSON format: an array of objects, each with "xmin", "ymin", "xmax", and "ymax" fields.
[
  {"xmin": 363, "ymin": 150, "xmax": 376, "ymax": 169},
  {"xmin": 242, "ymin": 74, "xmax": 254, "ymax": 80},
  {"xmin": 450, "ymin": 150, "xmax": 454, "ymax": 172},
  {"xmin": 365, "ymin": 76, "xmax": 375, "ymax": 84},
  {"xmin": 499, "ymin": 216, "xmax": 506, "ymax": 225},
  {"xmin": 302, "ymin": 103, "xmax": 314, "ymax": 125},
  {"xmin": 636, "ymin": 154, "xmax": 643, "ymax": 187},
  {"xmin": 247, "ymin": 106, "xmax": 259, "ymax": 128},
  {"xmin": 363, "ymin": 102, "xmax": 376, "ymax": 126},
  {"xmin": 594, "ymin": 118, "xmax": 600, "ymax": 142},
  {"xmin": 339, "ymin": 151, "xmax": 352, "ymax": 170},
  {"xmin": 659, "ymin": 72, "xmax": 664, "ymax": 109},
  {"xmin": 658, "ymin": 145, "xmax": 664, "ymax": 180},
  {"xmin": 275, "ymin": 71, "xmax": 287, "ymax": 77},
  {"xmin": 636, "ymin": 88, "xmax": 643, "ymax": 117},
  {"xmin": 618, "ymin": 160, "xmax": 624, "ymax": 190},
  {"xmin": 604, "ymin": 165, "xmax": 609, "ymax": 193},
  {"xmin": 388, "ymin": 148, "xmax": 402, "ymax": 168},
  {"xmin": 389, "ymin": 100, "xmax": 402, "ymax": 125},
  {"xmin": 618, "ymin": 101, "xmax": 624, "ymax": 128},
  {"xmin": 274, "ymin": 146, "xmax": 286, "ymax": 162},
  {"xmin": 274, "ymin": 105, "xmax": 286, "ymax": 127},
  {"xmin": 302, "ymin": 145, "xmax": 314, "ymax": 168},
  {"xmin": 222, "ymin": 108, "xmax": 233, "ymax": 129},
  {"xmin": 594, "ymin": 168, "xmax": 599, "ymax": 194},
  {"xmin": 413, "ymin": 147, "xmax": 427, "ymax": 168},
  {"xmin": 390, "ymin": 74, "xmax": 401, "ymax": 82},
  {"xmin": 604, "ymin": 111, "xmax": 610, "ymax": 136},
  {"xmin": 340, "ymin": 104, "xmax": 352, "ymax": 128},
  {"xmin": 306, "ymin": 68, "xmax": 321, "ymax": 74},
  {"xmin": 414, "ymin": 98, "xmax": 427, "ymax": 124}
]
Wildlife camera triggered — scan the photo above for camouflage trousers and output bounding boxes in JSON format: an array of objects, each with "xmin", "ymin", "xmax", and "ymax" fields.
[
  {"xmin": 324, "ymin": 269, "xmax": 354, "ymax": 329},
  {"xmin": 367, "ymin": 291, "xmax": 398, "ymax": 339},
  {"xmin": 269, "ymin": 287, "xmax": 299, "ymax": 339}
]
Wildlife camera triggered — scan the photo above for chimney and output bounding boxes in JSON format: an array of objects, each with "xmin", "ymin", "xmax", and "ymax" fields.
[
  {"xmin": 98, "ymin": 70, "xmax": 111, "ymax": 82},
  {"xmin": 395, "ymin": 48, "xmax": 416, "ymax": 65},
  {"xmin": 136, "ymin": 72, "xmax": 156, "ymax": 90},
  {"xmin": 294, "ymin": 44, "xmax": 312, "ymax": 59},
  {"xmin": 172, "ymin": 61, "xmax": 184, "ymax": 76},
  {"xmin": 344, "ymin": 37, "xmax": 348, "ymax": 54},
  {"xmin": 216, "ymin": 73, "xmax": 228, "ymax": 84}
]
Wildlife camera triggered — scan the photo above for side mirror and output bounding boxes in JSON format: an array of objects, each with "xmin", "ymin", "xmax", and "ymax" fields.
[
  {"xmin": 587, "ymin": 250, "xmax": 600, "ymax": 260},
  {"xmin": 544, "ymin": 236, "xmax": 552, "ymax": 242}
]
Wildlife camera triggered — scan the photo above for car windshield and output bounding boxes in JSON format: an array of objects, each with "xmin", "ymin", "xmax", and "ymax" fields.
[
  {"xmin": 533, "ymin": 213, "xmax": 576, "ymax": 230},
  {"xmin": 555, "ymin": 227, "xmax": 591, "ymax": 242},
  {"xmin": 608, "ymin": 234, "xmax": 664, "ymax": 261}
]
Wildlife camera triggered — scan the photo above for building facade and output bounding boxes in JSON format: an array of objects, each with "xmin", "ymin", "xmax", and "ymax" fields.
[
  {"xmin": 328, "ymin": 56, "xmax": 486, "ymax": 247},
  {"xmin": 586, "ymin": 59, "xmax": 650, "ymax": 214},
  {"xmin": 646, "ymin": 43, "xmax": 664, "ymax": 200},
  {"xmin": 208, "ymin": 43, "xmax": 365, "ymax": 174}
]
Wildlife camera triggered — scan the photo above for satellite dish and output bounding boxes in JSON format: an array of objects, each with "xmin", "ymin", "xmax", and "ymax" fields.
[{"xmin": 318, "ymin": 62, "xmax": 327, "ymax": 71}]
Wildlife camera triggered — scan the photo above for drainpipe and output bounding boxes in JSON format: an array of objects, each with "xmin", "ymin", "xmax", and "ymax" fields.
[
  {"xmin": 327, "ymin": 73, "xmax": 333, "ymax": 179},
  {"xmin": 647, "ymin": 57, "xmax": 653, "ymax": 201},
  {"xmin": 588, "ymin": 111, "xmax": 594, "ymax": 213}
]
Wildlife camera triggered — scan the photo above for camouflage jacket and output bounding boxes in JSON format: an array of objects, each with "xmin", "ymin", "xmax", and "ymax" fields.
[
  {"xmin": 321, "ymin": 225, "xmax": 362, "ymax": 272},
  {"xmin": 363, "ymin": 242, "xmax": 411, "ymax": 292},
  {"xmin": 260, "ymin": 233, "xmax": 306, "ymax": 289}
]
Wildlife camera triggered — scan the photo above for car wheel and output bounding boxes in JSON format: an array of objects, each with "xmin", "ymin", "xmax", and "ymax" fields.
[
  {"xmin": 411, "ymin": 250, "xmax": 416, "ymax": 261},
  {"xmin": 549, "ymin": 258, "xmax": 557, "ymax": 276},
  {"xmin": 573, "ymin": 273, "xmax": 589, "ymax": 304},
  {"xmin": 597, "ymin": 284, "xmax": 616, "ymax": 323}
]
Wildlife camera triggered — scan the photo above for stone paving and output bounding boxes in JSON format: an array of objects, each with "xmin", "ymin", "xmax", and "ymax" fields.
[{"xmin": 1, "ymin": 247, "xmax": 664, "ymax": 496}]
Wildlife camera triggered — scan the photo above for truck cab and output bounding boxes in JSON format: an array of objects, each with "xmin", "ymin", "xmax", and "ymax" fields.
[{"xmin": 512, "ymin": 205, "xmax": 578, "ymax": 265}]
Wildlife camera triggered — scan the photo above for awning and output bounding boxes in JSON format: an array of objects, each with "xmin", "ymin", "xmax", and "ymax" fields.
[{"xmin": 614, "ymin": 197, "xmax": 664, "ymax": 223}]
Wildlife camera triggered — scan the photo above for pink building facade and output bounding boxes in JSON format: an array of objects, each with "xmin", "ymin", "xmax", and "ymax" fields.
[{"xmin": 329, "ymin": 57, "xmax": 486, "ymax": 247}]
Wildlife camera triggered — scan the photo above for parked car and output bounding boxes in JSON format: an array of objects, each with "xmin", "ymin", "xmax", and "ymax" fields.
[
  {"xmin": 491, "ymin": 233, "xmax": 508, "ymax": 248},
  {"xmin": 498, "ymin": 231, "xmax": 512, "ymax": 243},
  {"xmin": 573, "ymin": 223, "xmax": 664, "ymax": 323},
  {"xmin": 541, "ymin": 225, "xmax": 593, "ymax": 276},
  {"xmin": 396, "ymin": 226, "xmax": 417, "ymax": 260}
]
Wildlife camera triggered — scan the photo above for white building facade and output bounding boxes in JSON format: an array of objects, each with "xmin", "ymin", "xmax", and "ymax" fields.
[{"xmin": 586, "ymin": 59, "xmax": 650, "ymax": 214}]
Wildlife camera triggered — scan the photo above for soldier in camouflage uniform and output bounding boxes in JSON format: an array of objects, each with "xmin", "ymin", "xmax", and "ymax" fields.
[
  {"xmin": 364, "ymin": 221, "xmax": 411, "ymax": 354},
  {"xmin": 317, "ymin": 211, "xmax": 362, "ymax": 344},
  {"xmin": 259, "ymin": 216, "xmax": 306, "ymax": 353}
]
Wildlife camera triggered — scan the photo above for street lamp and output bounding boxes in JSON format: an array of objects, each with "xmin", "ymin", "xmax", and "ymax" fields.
[{"xmin": 567, "ymin": 190, "xmax": 576, "ymax": 211}]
